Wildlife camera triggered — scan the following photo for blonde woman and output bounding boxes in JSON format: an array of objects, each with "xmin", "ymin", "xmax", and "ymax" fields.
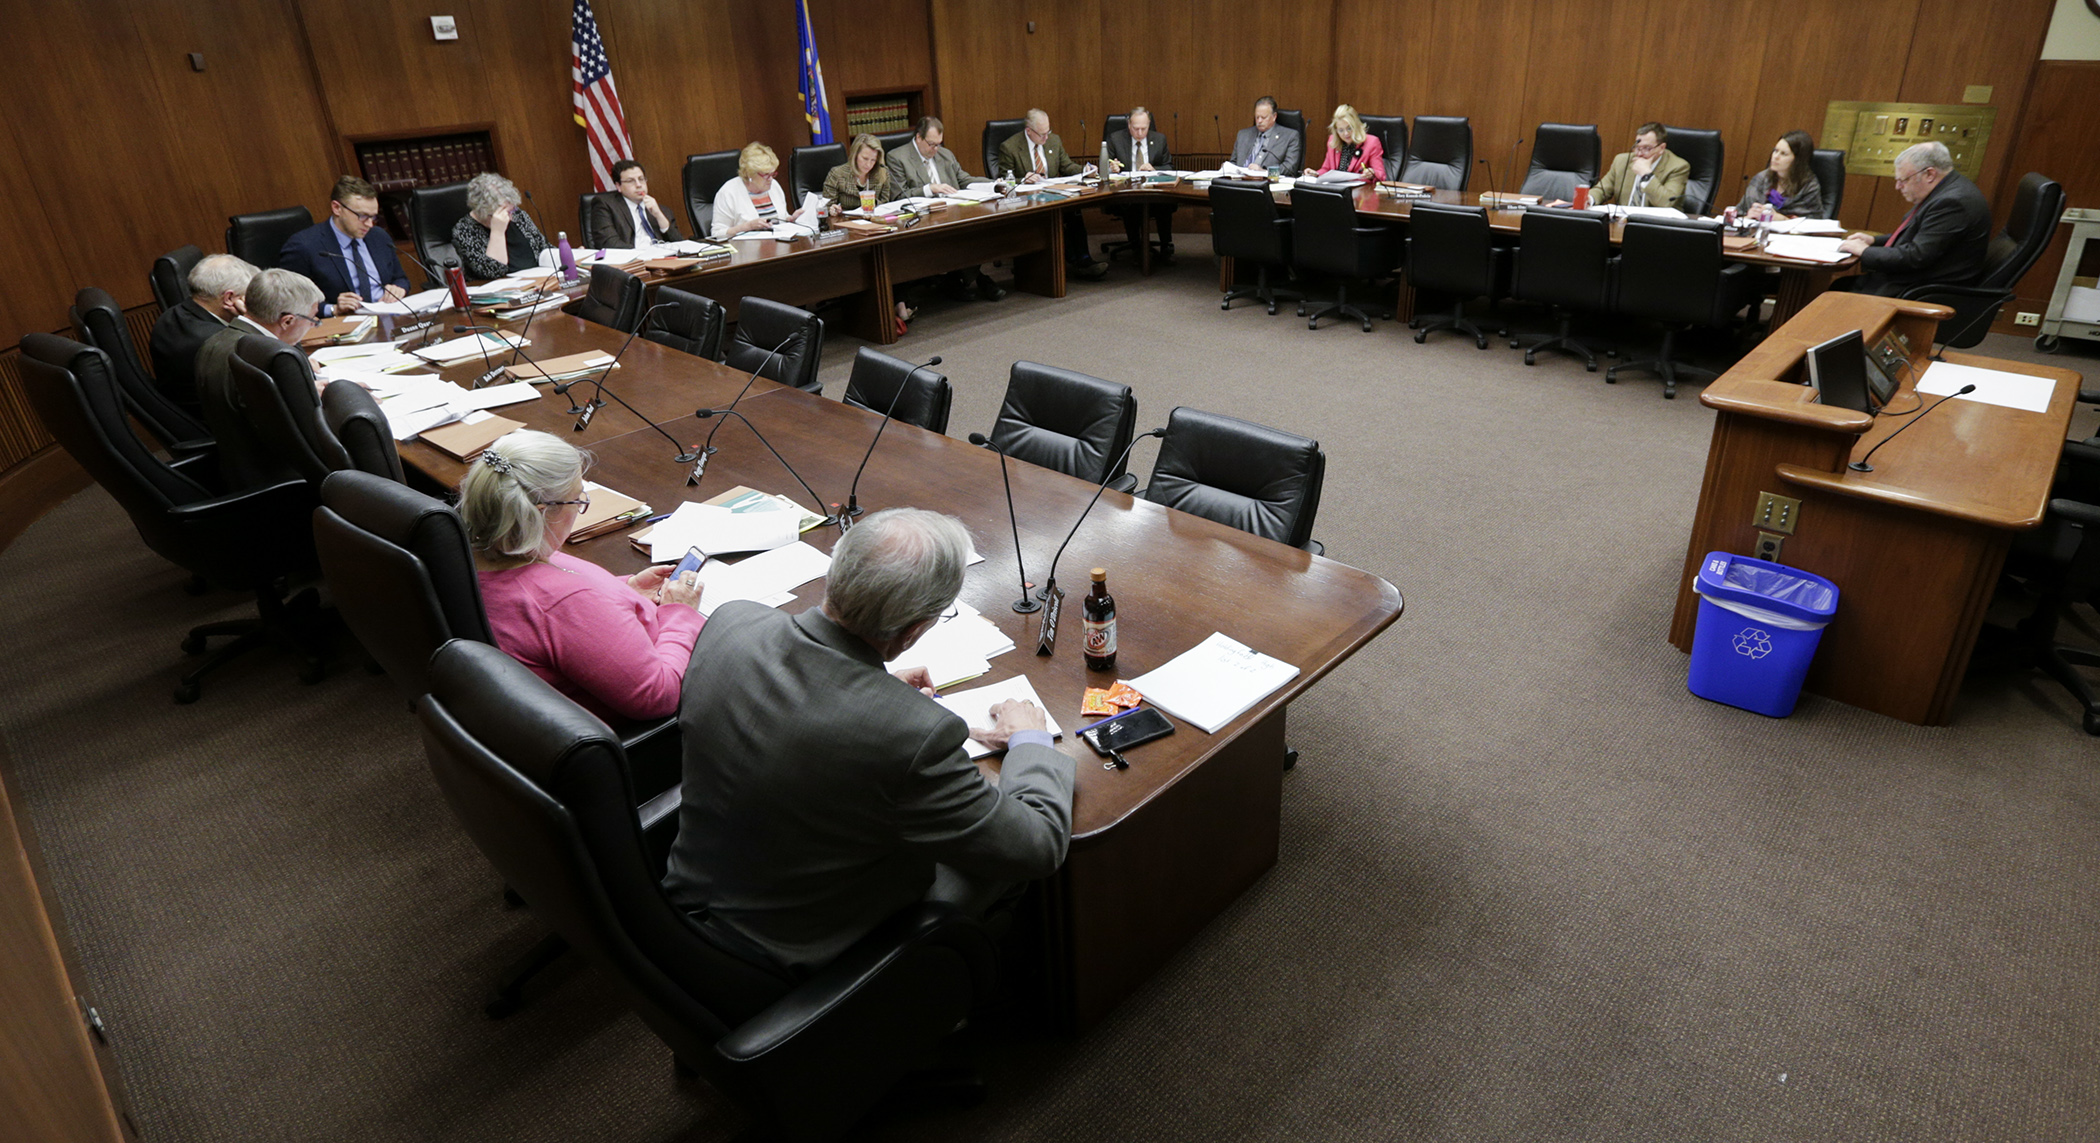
[
  {"xmin": 711, "ymin": 142, "xmax": 794, "ymax": 239},
  {"xmin": 461, "ymin": 430, "xmax": 703, "ymax": 722},
  {"xmin": 1307, "ymin": 104, "xmax": 1384, "ymax": 179},
  {"xmin": 821, "ymin": 133, "xmax": 903, "ymax": 212}
]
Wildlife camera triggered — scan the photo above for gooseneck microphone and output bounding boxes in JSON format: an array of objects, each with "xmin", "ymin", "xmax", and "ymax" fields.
[
  {"xmin": 569, "ymin": 300, "xmax": 677, "ymax": 428},
  {"xmin": 318, "ymin": 248, "xmax": 440, "ymax": 348},
  {"xmin": 692, "ymin": 408, "xmax": 836, "ymax": 525},
  {"xmin": 1507, "ymin": 136, "xmax": 1526, "ymax": 200},
  {"xmin": 843, "ymin": 356, "xmax": 942, "ymax": 520},
  {"xmin": 688, "ymin": 332, "xmax": 798, "ymax": 488},
  {"xmin": 1848, "ymin": 384, "xmax": 1975, "ymax": 473},
  {"xmin": 1037, "ymin": 427, "xmax": 1167, "ymax": 603},
  {"xmin": 967, "ymin": 432, "xmax": 1040, "ymax": 614}
]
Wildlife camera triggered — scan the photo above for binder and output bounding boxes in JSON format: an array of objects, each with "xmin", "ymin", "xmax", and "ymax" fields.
[{"xmin": 419, "ymin": 413, "xmax": 524, "ymax": 462}]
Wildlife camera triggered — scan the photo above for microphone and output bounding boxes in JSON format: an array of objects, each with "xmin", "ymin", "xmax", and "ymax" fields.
[
  {"xmin": 1213, "ymin": 113, "xmax": 1221, "ymax": 157},
  {"xmin": 692, "ymin": 408, "xmax": 836, "ymax": 525},
  {"xmin": 1028, "ymin": 427, "xmax": 1167, "ymax": 654},
  {"xmin": 843, "ymin": 356, "xmax": 941, "ymax": 520},
  {"xmin": 569, "ymin": 300, "xmax": 676, "ymax": 428},
  {"xmin": 967, "ymin": 432, "xmax": 1040, "ymax": 614},
  {"xmin": 1848, "ymin": 384, "xmax": 1975, "ymax": 472},
  {"xmin": 1172, "ymin": 111, "xmax": 1179, "ymax": 158},
  {"xmin": 1479, "ymin": 156, "xmax": 1497, "ymax": 203},
  {"xmin": 449, "ymin": 323, "xmax": 531, "ymax": 388},
  {"xmin": 688, "ymin": 331, "xmax": 796, "ymax": 488},
  {"xmin": 1507, "ymin": 135, "xmax": 1526, "ymax": 202}
]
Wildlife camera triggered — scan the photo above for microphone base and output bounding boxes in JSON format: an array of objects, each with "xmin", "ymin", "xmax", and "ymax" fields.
[
  {"xmin": 1847, "ymin": 461, "xmax": 1874, "ymax": 473},
  {"xmin": 1012, "ymin": 596, "xmax": 1042, "ymax": 615}
]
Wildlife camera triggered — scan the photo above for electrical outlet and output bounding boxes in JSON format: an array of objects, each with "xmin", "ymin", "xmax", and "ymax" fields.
[
  {"xmin": 1754, "ymin": 491, "xmax": 1801, "ymax": 535},
  {"xmin": 1754, "ymin": 531, "xmax": 1786, "ymax": 562},
  {"xmin": 2014, "ymin": 312, "xmax": 2040, "ymax": 327}
]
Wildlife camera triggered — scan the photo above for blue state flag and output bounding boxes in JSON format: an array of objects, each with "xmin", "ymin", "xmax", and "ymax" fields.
[{"xmin": 795, "ymin": 0, "xmax": 833, "ymax": 145}]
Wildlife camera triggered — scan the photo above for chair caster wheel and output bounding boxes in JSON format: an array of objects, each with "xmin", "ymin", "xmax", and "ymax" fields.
[
  {"xmin": 1585, "ymin": 362, "xmax": 1597, "ymax": 372},
  {"xmin": 1664, "ymin": 388, "xmax": 1677, "ymax": 399},
  {"xmin": 172, "ymin": 682, "xmax": 200, "ymax": 705},
  {"xmin": 1414, "ymin": 331, "xmax": 1428, "ymax": 344},
  {"xmin": 2084, "ymin": 710, "xmax": 2100, "ymax": 736},
  {"xmin": 1523, "ymin": 352, "xmax": 1537, "ymax": 366},
  {"xmin": 1219, "ymin": 300, "xmax": 1231, "ymax": 311},
  {"xmin": 1360, "ymin": 322, "xmax": 1373, "ymax": 333},
  {"xmin": 181, "ymin": 633, "xmax": 207, "ymax": 655},
  {"xmin": 1474, "ymin": 337, "xmax": 1488, "ymax": 350},
  {"xmin": 1605, "ymin": 371, "xmax": 1619, "ymax": 383},
  {"xmin": 1266, "ymin": 303, "xmax": 1278, "ymax": 315},
  {"xmin": 1283, "ymin": 748, "xmax": 1298, "ymax": 770}
]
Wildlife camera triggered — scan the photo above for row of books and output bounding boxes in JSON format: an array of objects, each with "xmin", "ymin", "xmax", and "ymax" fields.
[
  {"xmin": 358, "ymin": 139, "xmax": 496, "ymax": 193},
  {"xmin": 845, "ymin": 99, "xmax": 915, "ymax": 135}
]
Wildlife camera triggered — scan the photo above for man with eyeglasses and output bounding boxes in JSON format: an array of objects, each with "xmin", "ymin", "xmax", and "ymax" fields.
[
  {"xmin": 585, "ymin": 159, "xmax": 684, "ymax": 248},
  {"xmin": 1836, "ymin": 141, "xmax": 1992, "ymax": 297},
  {"xmin": 278, "ymin": 176, "xmax": 411, "ymax": 316},
  {"xmin": 193, "ymin": 269, "xmax": 326, "ymax": 491},
  {"xmin": 1591, "ymin": 123, "xmax": 1689, "ymax": 211}
]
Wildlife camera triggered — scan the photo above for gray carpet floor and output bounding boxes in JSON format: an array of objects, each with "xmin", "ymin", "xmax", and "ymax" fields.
[{"xmin": 6, "ymin": 238, "xmax": 2099, "ymax": 1141}]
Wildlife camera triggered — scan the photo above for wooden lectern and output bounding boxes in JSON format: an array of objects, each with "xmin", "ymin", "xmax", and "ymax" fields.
[{"xmin": 1670, "ymin": 292, "xmax": 2082, "ymax": 725}]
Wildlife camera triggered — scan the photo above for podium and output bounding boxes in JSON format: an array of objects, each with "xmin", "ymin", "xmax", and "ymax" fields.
[{"xmin": 1669, "ymin": 292, "xmax": 2082, "ymax": 725}]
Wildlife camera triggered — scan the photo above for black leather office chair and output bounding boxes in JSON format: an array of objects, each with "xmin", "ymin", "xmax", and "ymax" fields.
[
  {"xmin": 788, "ymin": 143, "xmax": 846, "ymax": 204},
  {"xmin": 319, "ymin": 381, "xmax": 406, "ymax": 484},
  {"xmin": 225, "ymin": 206, "xmax": 313, "ymax": 271},
  {"xmin": 1209, "ymin": 180, "xmax": 1298, "ymax": 315},
  {"xmin": 409, "ymin": 182, "xmax": 472, "ymax": 282},
  {"xmin": 230, "ymin": 336, "xmax": 353, "ymax": 488},
  {"xmin": 1900, "ymin": 172, "xmax": 2065, "ymax": 352},
  {"xmin": 1998, "ymin": 440, "xmax": 2100, "ymax": 734},
  {"xmin": 1103, "ymin": 114, "xmax": 1128, "ymax": 143},
  {"xmin": 1143, "ymin": 407, "xmax": 1325, "ymax": 554},
  {"xmin": 1276, "ymin": 108, "xmax": 1306, "ymax": 138},
  {"xmin": 1607, "ymin": 216, "xmax": 1755, "ymax": 398},
  {"xmin": 722, "ymin": 297, "xmax": 824, "ymax": 393},
  {"xmin": 1291, "ymin": 183, "xmax": 1399, "ymax": 332},
  {"xmin": 577, "ymin": 191, "xmax": 614, "ymax": 244},
  {"xmin": 1810, "ymin": 149, "xmax": 1847, "ymax": 220},
  {"xmin": 982, "ymin": 119, "xmax": 1026, "ymax": 179},
  {"xmin": 67, "ymin": 287, "xmax": 212, "ymax": 458},
  {"xmin": 843, "ymin": 347, "xmax": 952, "ymax": 434},
  {"xmin": 20, "ymin": 333, "xmax": 321, "ymax": 702},
  {"xmin": 1508, "ymin": 207, "xmax": 1615, "ymax": 370},
  {"xmin": 1403, "ymin": 116, "xmax": 1472, "ymax": 190},
  {"xmin": 683, "ymin": 150, "xmax": 741, "ymax": 238},
  {"xmin": 563, "ymin": 264, "xmax": 646, "ymax": 333},
  {"xmin": 1362, "ymin": 115, "xmax": 1407, "ymax": 180},
  {"xmin": 874, "ymin": 128, "xmax": 916, "ymax": 159},
  {"xmin": 1520, "ymin": 124, "xmax": 1601, "ymax": 201},
  {"xmin": 151, "ymin": 244, "xmax": 204, "ymax": 313},
  {"xmin": 989, "ymin": 362, "xmax": 1138, "ymax": 490},
  {"xmin": 1407, "ymin": 202, "xmax": 1510, "ymax": 349},
  {"xmin": 646, "ymin": 287, "xmax": 726, "ymax": 361},
  {"xmin": 415, "ymin": 638, "xmax": 995, "ymax": 1142},
  {"xmin": 1668, "ymin": 127, "xmax": 1725, "ymax": 216}
]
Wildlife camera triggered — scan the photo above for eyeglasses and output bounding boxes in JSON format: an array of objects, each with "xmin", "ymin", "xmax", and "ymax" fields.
[
  {"xmin": 539, "ymin": 493, "xmax": 592, "ymax": 512},
  {"xmin": 280, "ymin": 311, "xmax": 321, "ymax": 328},
  {"xmin": 336, "ymin": 204, "xmax": 380, "ymax": 223}
]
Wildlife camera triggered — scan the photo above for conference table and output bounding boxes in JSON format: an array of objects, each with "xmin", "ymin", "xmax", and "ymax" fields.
[
  {"xmin": 380, "ymin": 312, "xmax": 1404, "ymax": 1030},
  {"xmin": 577, "ymin": 176, "xmax": 1856, "ymax": 343}
]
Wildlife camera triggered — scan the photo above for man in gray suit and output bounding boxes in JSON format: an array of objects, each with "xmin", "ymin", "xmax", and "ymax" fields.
[
  {"xmin": 1232, "ymin": 96, "xmax": 1301, "ymax": 173},
  {"xmin": 664, "ymin": 508, "xmax": 1075, "ymax": 975},
  {"xmin": 1107, "ymin": 106, "xmax": 1177, "ymax": 260},
  {"xmin": 886, "ymin": 117, "xmax": 1006, "ymax": 300},
  {"xmin": 194, "ymin": 268, "xmax": 322, "ymax": 493}
]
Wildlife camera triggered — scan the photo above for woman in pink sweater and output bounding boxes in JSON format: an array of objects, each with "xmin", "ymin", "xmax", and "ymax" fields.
[{"xmin": 461, "ymin": 430, "xmax": 703, "ymax": 723}]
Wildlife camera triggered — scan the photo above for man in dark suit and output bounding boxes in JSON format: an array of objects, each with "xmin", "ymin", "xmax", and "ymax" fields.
[
  {"xmin": 584, "ymin": 158, "xmax": 685, "ymax": 248},
  {"xmin": 195, "ymin": 269, "xmax": 323, "ymax": 493},
  {"xmin": 148, "ymin": 253, "xmax": 256, "ymax": 413},
  {"xmin": 1106, "ymin": 106, "xmax": 1178, "ymax": 262},
  {"xmin": 997, "ymin": 108, "xmax": 1108, "ymax": 280},
  {"xmin": 1232, "ymin": 96, "xmax": 1302, "ymax": 174},
  {"xmin": 887, "ymin": 117, "xmax": 1007, "ymax": 300},
  {"xmin": 1838, "ymin": 142, "xmax": 1993, "ymax": 297},
  {"xmin": 276, "ymin": 176, "xmax": 410, "ymax": 316},
  {"xmin": 664, "ymin": 508, "xmax": 1075, "ymax": 975}
]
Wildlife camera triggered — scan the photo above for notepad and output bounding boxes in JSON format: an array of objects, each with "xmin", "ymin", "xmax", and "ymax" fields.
[
  {"xmin": 418, "ymin": 412, "xmax": 523, "ymax": 461},
  {"xmin": 1125, "ymin": 632, "xmax": 1299, "ymax": 734},
  {"xmin": 936, "ymin": 675, "xmax": 1064, "ymax": 759}
]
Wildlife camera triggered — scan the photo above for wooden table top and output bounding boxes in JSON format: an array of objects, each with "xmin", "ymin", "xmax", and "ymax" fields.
[{"xmin": 387, "ymin": 319, "xmax": 1403, "ymax": 840}]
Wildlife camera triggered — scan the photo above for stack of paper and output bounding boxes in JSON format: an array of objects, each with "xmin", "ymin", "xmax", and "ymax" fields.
[
  {"xmin": 935, "ymin": 675, "xmax": 1064, "ymax": 759},
  {"xmin": 945, "ymin": 186, "xmax": 1001, "ymax": 203},
  {"xmin": 1770, "ymin": 217, "xmax": 1846, "ymax": 235},
  {"xmin": 358, "ymin": 287, "xmax": 451, "ymax": 316},
  {"xmin": 1761, "ymin": 234, "xmax": 1850, "ymax": 263},
  {"xmin": 410, "ymin": 331, "xmax": 529, "ymax": 365},
  {"xmin": 1309, "ymin": 169, "xmax": 1368, "ymax": 185},
  {"xmin": 1126, "ymin": 632, "xmax": 1300, "ymax": 734},
  {"xmin": 886, "ymin": 602, "xmax": 1019, "ymax": 689},
  {"xmin": 507, "ymin": 351, "xmax": 615, "ymax": 384},
  {"xmin": 692, "ymin": 541, "xmax": 832, "ymax": 617},
  {"xmin": 645, "ymin": 501, "xmax": 801, "ymax": 561}
]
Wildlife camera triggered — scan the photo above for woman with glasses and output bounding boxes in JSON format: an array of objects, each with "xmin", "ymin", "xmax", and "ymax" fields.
[
  {"xmin": 461, "ymin": 430, "xmax": 703, "ymax": 722},
  {"xmin": 453, "ymin": 172, "xmax": 552, "ymax": 279}
]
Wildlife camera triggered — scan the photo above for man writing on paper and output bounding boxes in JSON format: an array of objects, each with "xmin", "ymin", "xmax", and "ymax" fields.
[
  {"xmin": 997, "ymin": 108, "xmax": 1108, "ymax": 280},
  {"xmin": 1836, "ymin": 141, "xmax": 1992, "ymax": 297},
  {"xmin": 1232, "ymin": 97, "xmax": 1302, "ymax": 175},
  {"xmin": 276, "ymin": 176, "xmax": 410, "ymax": 316},
  {"xmin": 664, "ymin": 508, "xmax": 1074, "ymax": 975},
  {"xmin": 1106, "ymin": 106, "xmax": 1177, "ymax": 262},
  {"xmin": 887, "ymin": 117, "xmax": 1006, "ymax": 301},
  {"xmin": 586, "ymin": 159, "xmax": 684, "ymax": 248},
  {"xmin": 1590, "ymin": 123, "xmax": 1689, "ymax": 211},
  {"xmin": 149, "ymin": 253, "xmax": 257, "ymax": 413},
  {"xmin": 194, "ymin": 268, "xmax": 324, "ymax": 492}
]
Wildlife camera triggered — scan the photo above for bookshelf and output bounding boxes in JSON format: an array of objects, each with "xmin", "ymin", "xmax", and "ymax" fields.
[
  {"xmin": 843, "ymin": 89, "xmax": 924, "ymax": 137},
  {"xmin": 345, "ymin": 125, "xmax": 502, "ymax": 241}
]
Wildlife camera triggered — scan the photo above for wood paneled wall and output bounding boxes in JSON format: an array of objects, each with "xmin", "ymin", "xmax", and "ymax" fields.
[{"xmin": 2002, "ymin": 60, "xmax": 2100, "ymax": 315}]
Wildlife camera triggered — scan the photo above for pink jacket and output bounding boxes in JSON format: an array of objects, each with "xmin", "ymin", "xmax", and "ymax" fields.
[
  {"xmin": 1313, "ymin": 134, "xmax": 1385, "ymax": 178},
  {"xmin": 478, "ymin": 552, "xmax": 704, "ymax": 723}
]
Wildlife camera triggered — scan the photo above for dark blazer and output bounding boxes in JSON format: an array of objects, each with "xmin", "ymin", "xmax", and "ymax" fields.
[
  {"xmin": 1232, "ymin": 124, "xmax": 1302, "ymax": 173},
  {"xmin": 1854, "ymin": 170, "xmax": 1994, "ymax": 296},
  {"xmin": 1109, "ymin": 130, "xmax": 1171, "ymax": 172},
  {"xmin": 997, "ymin": 130, "xmax": 1085, "ymax": 180},
  {"xmin": 276, "ymin": 220, "xmax": 409, "ymax": 312},
  {"xmin": 148, "ymin": 299, "xmax": 229, "ymax": 412},
  {"xmin": 195, "ymin": 324, "xmax": 299, "ymax": 493},
  {"xmin": 664, "ymin": 603, "xmax": 1074, "ymax": 975},
  {"xmin": 583, "ymin": 192, "xmax": 684, "ymax": 248}
]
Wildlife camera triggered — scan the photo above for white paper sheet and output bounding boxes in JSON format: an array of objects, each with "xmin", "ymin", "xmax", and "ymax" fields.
[
  {"xmin": 935, "ymin": 675, "xmax": 1064, "ymax": 758},
  {"xmin": 1915, "ymin": 361, "xmax": 2058, "ymax": 413},
  {"xmin": 1125, "ymin": 632, "xmax": 1300, "ymax": 734},
  {"xmin": 692, "ymin": 541, "xmax": 832, "ymax": 617},
  {"xmin": 1761, "ymin": 234, "xmax": 1850, "ymax": 263},
  {"xmin": 382, "ymin": 403, "xmax": 460, "ymax": 441},
  {"xmin": 1770, "ymin": 217, "xmax": 1846, "ymax": 234},
  {"xmin": 646, "ymin": 502, "xmax": 800, "ymax": 561},
  {"xmin": 448, "ymin": 381, "xmax": 540, "ymax": 412},
  {"xmin": 886, "ymin": 601, "xmax": 1015, "ymax": 686},
  {"xmin": 410, "ymin": 332, "xmax": 526, "ymax": 364},
  {"xmin": 357, "ymin": 287, "xmax": 451, "ymax": 316}
]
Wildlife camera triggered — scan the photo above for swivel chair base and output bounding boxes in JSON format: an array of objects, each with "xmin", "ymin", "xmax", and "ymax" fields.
[
  {"xmin": 1514, "ymin": 310, "xmax": 1610, "ymax": 371},
  {"xmin": 1299, "ymin": 282, "xmax": 1391, "ymax": 332},
  {"xmin": 174, "ymin": 584, "xmax": 328, "ymax": 703},
  {"xmin": 1605, "ymin": 327, "xmax": 1717, "ymax": 399},
  {"xmin": 2014, "ymin": 597, "xmax": 2100, "ymax": 736},
  {"xmin": 1222, "ymin": 265, "xmax": 1300, "ymax": 315},
  {"xmin": 1412, "ymin": 297, "xmax": 1504, "ymax": 350}
]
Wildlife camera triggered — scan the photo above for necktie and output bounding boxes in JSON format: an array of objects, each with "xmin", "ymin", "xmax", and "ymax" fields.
[
  {"xmin": 1033, "ymin": 144, "xmax": 1046, "ymax": 176},
  {"xmin": 345, "ymin": 237, "xmax": 370, "ymax": 298},
  {"xmin": 1887, "ymin": 210, "xmax": 1915, "ymax": 243},
  {"xmin": 1249, "ymin": 135, "xmax": 1265, "ymax": 168},
  {"xmin": 637, "ymin": 201, "xmax": 656, "ymax": 241}
]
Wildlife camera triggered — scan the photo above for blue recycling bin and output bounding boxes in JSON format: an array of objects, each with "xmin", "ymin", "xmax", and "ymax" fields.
[{"xmin": 1687, "ymin": 551, "xmax": 1840, "ymax": 717}]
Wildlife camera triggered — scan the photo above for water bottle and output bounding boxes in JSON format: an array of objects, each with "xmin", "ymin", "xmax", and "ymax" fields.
[
  {"xmin": 1099, "ymin": 141, "xmax": 1113, "ymax": 183},
  {"xmin": 556, "ymin": 231, "xmax": 577, "ymax": 281}
]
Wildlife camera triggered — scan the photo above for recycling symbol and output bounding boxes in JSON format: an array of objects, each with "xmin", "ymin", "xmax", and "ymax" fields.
[{"xmin": 1731, "ymin": 627, "xmax": 1774, "ymax": 660}]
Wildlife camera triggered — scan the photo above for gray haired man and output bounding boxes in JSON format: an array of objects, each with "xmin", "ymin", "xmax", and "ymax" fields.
[
  {"xmin": 1838, "ymin": 141, "xmax": 1993, "ymax": 297},
  {"xmin": 148, "ymin": 253, "xmax": 259, "ymax": 411},
  {"xmin": 665, "ymin": 508, "xmax": 1075, "ymax": 975}
]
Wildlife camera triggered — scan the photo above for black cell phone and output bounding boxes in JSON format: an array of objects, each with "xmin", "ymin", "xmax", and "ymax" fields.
[{"xmin": 1081, "ymin": 706, "xmax": 1174, "ymax": 758}]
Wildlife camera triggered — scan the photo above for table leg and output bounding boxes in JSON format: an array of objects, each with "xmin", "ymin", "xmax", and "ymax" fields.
[
  {"xmin": 1771, "ymin": 267, "xmax": 1835, "ymax": 328},
  {"xmin": 1012, "ymin": 209, "xmax": 1065, "ymax": 298},
  {"xmin": 1395, "ymin": 277, "xmax": 1416, "ymax": 324},
  {"xmin": 1044, "ymin": 706, "xmax": 1286, "ymax": 1031},
  {"xmin": 845, "ymin": 244, "xmax": 897, "ymax": 345}
]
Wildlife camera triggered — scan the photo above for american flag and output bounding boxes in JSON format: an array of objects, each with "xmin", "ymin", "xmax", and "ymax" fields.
[{"xmin": 571, "ymin": 0, "xmax": 632, "ymax": 192}]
